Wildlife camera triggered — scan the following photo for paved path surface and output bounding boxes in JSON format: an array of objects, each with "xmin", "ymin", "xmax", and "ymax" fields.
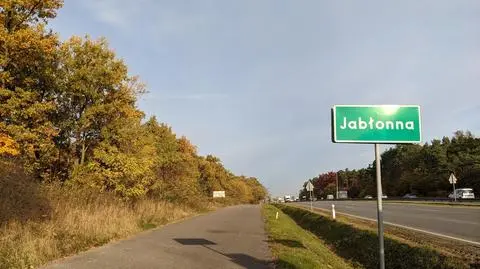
[
  {"xmin": 298, "ymin": 201, "xmax": 480, "ymax": 244},
  {"xmin": 42, "ymin": 205, "xmax": 272, "ymax": 269}
]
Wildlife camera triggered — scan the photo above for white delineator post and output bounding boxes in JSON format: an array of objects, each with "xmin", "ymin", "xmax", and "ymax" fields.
[
  {"xmin": 375, "ymin": 144, "xmax": 385, "ymax": 269},
  {"xmin": 275, "ymin": 211, "xmax": 279, "ymax": 220},
  {"xmin": 331, "ymin": 204, "xmax": 336, "ymax": 220}
]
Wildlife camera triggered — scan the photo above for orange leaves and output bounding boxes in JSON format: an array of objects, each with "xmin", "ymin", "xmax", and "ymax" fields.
[
  {"xmin": 177, "ymin": 136, "xmax": 198, "ymax": 155},
  {"xmin": 0, "ymin": 133, "xmax": 19, "ymax": 156}
]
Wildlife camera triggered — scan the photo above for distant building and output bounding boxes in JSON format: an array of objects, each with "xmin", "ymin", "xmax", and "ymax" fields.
[
  {"xmin": 338, "ymin": 190, "xmax": 348, "ymax": 199},
  {"xmin": 213, "ymin": 191, "xmax": 226, "ymax": 198}
]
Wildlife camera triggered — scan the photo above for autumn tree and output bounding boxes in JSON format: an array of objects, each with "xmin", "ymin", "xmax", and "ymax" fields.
[
  {"xmin": 0, "ymin": 0, "xmax": 63, "ymax": 177},
  {"xmin": 0, "ymin": 0, "xmax": 268, "ymax": 204}
]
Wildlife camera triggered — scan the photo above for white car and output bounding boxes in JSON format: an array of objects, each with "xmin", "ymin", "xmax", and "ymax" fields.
[{"xmin": 449, "ymin": 188, "xmax": 475, "ymax": 199}]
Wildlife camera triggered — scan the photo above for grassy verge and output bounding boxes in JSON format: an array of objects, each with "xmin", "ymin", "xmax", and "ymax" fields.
[
  {"xmin": 291, "ymin": 203, "xmax": 480, "ymax": 265},
  {"xmin": 262, "ymin": 204, "xmax": 354, "ymax": 269},
  {"xmin": 275, "ymin": 204, "xmax": 473, "ymax": 269}
]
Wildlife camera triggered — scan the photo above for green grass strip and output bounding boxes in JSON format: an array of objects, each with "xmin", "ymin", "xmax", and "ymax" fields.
[
  {"xmin": 276, "ymin": 204, "xmax": 472, "ymax": 269},
  {"xmin": 263, "ymin": 204, "xmax": 355, "ymax": 269}
]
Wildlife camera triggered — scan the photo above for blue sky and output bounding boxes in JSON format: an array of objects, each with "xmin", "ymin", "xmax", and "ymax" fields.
[{"xmin": 50, "ymin": 1, "xmax": 480, "ymax": 196}]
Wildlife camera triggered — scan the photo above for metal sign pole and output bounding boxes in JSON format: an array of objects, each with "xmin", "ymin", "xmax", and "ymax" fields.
[
  {"xmin": 336, "ymin": 172, "xmax": 339, "ymax": 199},
  {"xmin": 310, "ymin": 190, "xmax": 313, "ymax": 211},
  {"xmin": 375, "ymin": 144, "xmax": 385, "ymax": 269},
  {"xmin": 453, "ymin": 182, "xmax": 456, "ymax": 202}
]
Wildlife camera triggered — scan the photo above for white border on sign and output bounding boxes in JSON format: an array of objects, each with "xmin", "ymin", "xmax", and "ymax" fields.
[{"xmin": 332, "ymin": 105, "xmax": 422, "ymax": 144}]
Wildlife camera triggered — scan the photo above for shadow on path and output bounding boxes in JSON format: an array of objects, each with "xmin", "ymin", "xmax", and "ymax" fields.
[{"xmin": 174, "ymin": 238, "xmax": 271, "ymax": 269}]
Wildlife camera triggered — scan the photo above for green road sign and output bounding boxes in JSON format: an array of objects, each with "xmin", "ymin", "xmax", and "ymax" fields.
[{"xmin": 332, "ymin": 105, "xmax": 421, "ymax": 143}]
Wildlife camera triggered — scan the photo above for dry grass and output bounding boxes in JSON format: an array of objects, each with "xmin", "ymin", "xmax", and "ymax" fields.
[{"xmin": 0, "ymin": 160, "xmax": 207, "ymax": 269}]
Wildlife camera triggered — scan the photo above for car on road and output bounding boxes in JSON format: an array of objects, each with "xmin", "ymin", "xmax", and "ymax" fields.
[
  {"xmin": 448, "ymin": 188, "xmax": 475, "ymax": 199},
  {"xmin": 364, "ymin": 195, "xmax": 373, "ymax": 199},
  {"xmin": 326, "ymin": 194, "xmax": 334, "ymax": 200},
  {"xmin": 382, "ymin": 194, "xmax": 388, "ymax": 199},
  {"xmin": 403, "ymin": 194, "xmax": 417, "ymax": 199}
]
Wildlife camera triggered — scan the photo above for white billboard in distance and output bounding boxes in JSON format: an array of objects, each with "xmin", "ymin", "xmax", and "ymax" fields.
[{"xmin": 213, "ymin": 191, "xmax": 226, "ymax": 198}]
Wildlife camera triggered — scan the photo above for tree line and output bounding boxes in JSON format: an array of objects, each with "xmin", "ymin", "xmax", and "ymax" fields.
[
  {"xmin": 0, "ymin": 0, "xmax": 266, "ymax": 204},
  {"xmin": 300, "ymin": 131, "xmax": 479, "ymax": 199}
]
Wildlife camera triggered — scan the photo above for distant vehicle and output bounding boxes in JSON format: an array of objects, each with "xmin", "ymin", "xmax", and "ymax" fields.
[
  {"xmin": 277, "ymin": 197, "xmax": 285, "ymax": 203},
  {"xmin": 382, "ymin": 194, "xmax": 388, "ymax": 199},
  {"xmin": 403, "ymin": 194, "xmax": 417, "ymax": 199},
  {"xmin": 284, "ymin": 195, "xmax": 293, "ymax": 202},
  {"xmin": 364, "ymin": 195, "xmax": 373, "ymax": 199},
  {"xmin": 449, "ymin": 188, "xmax": 475, "ymax": 199},
  {"xmin": 327, "ymin": 194, "xmax": 334, "ymax": 200},
  {"xmin": 295, "ymin": 197, "xmax": 300, "ymax": 202}
]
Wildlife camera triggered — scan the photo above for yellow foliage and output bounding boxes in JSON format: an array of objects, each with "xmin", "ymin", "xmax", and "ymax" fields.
[{"xmin": 0, "ymin": 133, "xmax": 19, "ymax": 156}]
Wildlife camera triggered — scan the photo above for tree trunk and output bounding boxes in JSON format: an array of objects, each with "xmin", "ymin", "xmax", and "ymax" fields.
[{"xmin": 80, "ymin": 141, "xmax": 86, "ymax": 165}]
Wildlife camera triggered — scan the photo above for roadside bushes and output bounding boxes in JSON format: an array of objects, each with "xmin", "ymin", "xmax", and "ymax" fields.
[{"xmin": 0, "ymin": 160, "xmax": 197, "ymax": 269}]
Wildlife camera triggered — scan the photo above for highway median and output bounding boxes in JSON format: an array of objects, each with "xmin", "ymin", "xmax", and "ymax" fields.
[{"xmin": 272, "ymin": 204, "xmax": 476, "ymax": 269}]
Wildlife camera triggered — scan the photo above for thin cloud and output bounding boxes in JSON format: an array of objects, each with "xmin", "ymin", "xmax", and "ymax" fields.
[
  {"xmin": 162, "ymin": 93, "xmax": 228, "ymax": 101},
  {"xmin": 79, "ymin": 0, "xmax": 155, "ymax": 30},
  {"xmin": 79, "ymin": 0, "xmax": 209, "ymax": 40}
]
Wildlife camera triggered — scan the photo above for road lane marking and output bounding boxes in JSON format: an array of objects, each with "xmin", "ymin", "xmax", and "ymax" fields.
[
  {"xmin": 297, "ymin": 204, "xmax": 480, "ymax": 246},
  {"xmin": 427, "ymin": 217, "xmax": 480, "ymax": 226},
  {"xmin": 384, "ymin": 202, "xmax": 480, "ymax": 209},
  {"xmin": 403, "ymin": 208, "xmax": 441, "ymax": 212},
  {"xmin": 336, "ymin": 211, "xmax": 480, "ymax": 246}
]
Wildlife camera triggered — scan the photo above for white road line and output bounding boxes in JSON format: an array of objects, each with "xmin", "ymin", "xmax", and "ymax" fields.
[
  {"xmin": 429, "ymin": 217, "xmax": 480, "ymax": 226},
  {"xmin": 405, "ymin": 208, "xmax": 441, "ymax": 212},
  {"xmin": 337, "ymin": 211, "xmax": 480, "ymax": 246},
  {"xmin": 298, "ymin": 204, "xmax": 480, "ymax": 246},
  {"xmin": 385, "ymin": 202, "xmax": 480, "ymax": 209}
]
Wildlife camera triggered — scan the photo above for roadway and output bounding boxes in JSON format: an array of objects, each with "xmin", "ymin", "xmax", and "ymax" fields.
[
  {"xmin": 42, "ymin": 205, "xmax": 272, "ymax": 269},
  {"xmin": 298, "ymin": 200, "xmax": 480, "ymax": 244}
]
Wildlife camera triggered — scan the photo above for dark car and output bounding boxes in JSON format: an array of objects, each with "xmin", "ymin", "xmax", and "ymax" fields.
[{"xmin": 403, "ymin": 194, "xmax": 417, "ymax": 199}]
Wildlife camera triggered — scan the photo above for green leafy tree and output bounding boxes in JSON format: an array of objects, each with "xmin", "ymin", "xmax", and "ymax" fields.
[{"xmin": 306, "ymin": 131, "xmax": 479, "ymax": 198}]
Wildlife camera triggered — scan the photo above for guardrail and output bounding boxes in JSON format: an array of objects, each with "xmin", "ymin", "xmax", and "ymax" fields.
[
  {"xmin": 294, "ymin": 197, "xmax": 480, "ymax": 202},
  {"xmin": 387, "ymin": 197, "xmax": 479, "ymax": 202}
]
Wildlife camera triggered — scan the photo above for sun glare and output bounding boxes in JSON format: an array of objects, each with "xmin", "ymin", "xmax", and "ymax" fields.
[{"xmin": 381, "ymin": 105, "xmax": 400, "ymax": 115}]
